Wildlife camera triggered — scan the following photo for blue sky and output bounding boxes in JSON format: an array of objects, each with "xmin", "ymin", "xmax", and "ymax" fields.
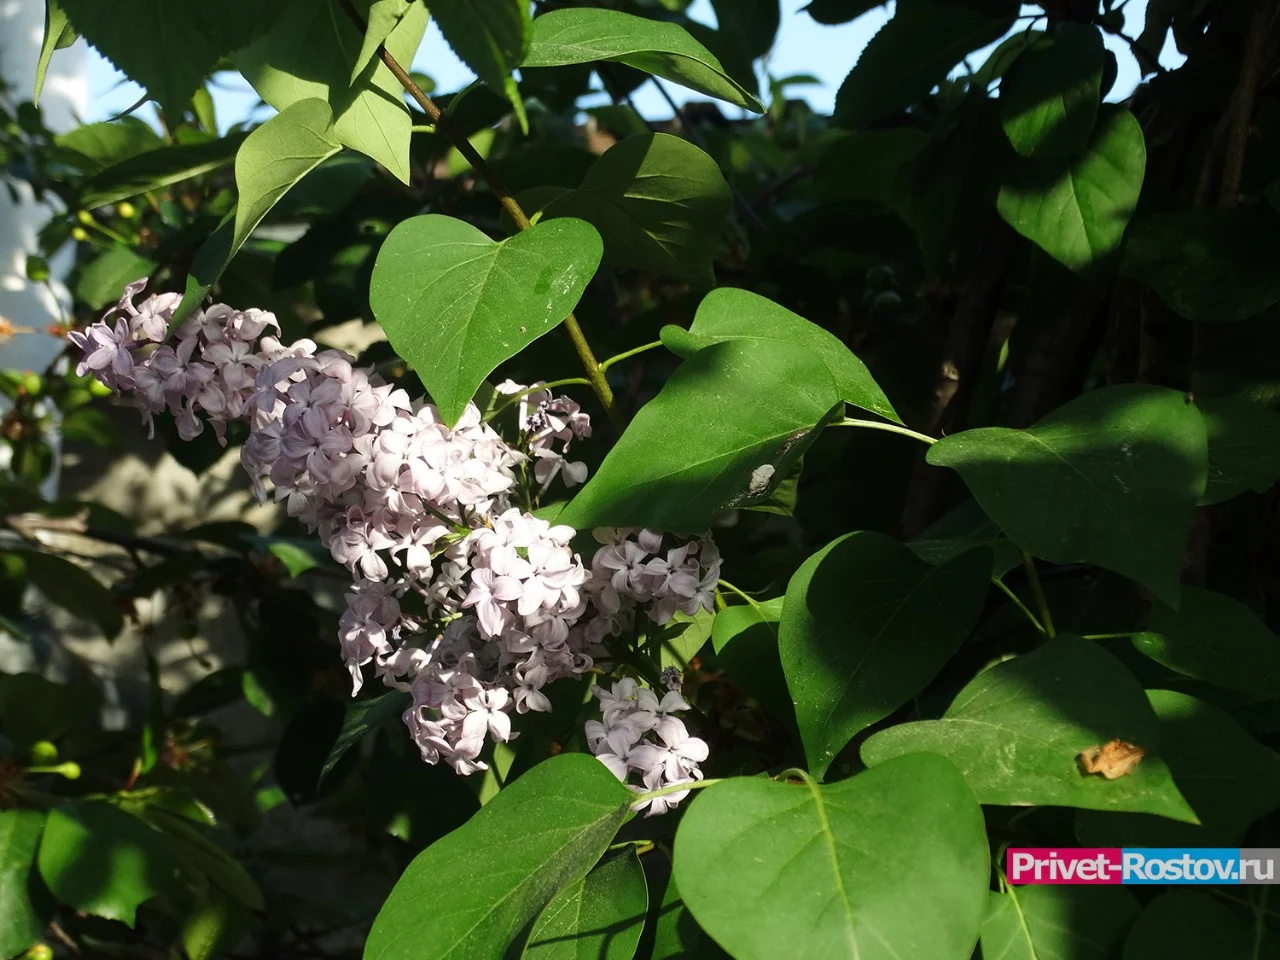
[{"xmin": 82, "ymin": 1, "xmax": 1182, "ymax": 130}]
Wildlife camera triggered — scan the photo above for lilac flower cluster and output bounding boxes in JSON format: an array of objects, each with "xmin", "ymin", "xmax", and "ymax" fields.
[
  {"xmin": 586, "ymin": 678, "xmax": 709, "ymax": 816},
  {"xmin": 69, "ymin": 283, "xmax": 718, "ymax": 795}
]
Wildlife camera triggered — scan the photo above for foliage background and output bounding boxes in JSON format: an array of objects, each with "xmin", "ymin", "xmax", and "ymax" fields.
[{"xmin": 3, "ymin": 0, "xmax": 1280, "ymax": 958}]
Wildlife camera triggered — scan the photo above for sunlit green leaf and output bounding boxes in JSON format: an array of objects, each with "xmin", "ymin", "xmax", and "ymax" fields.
[{"xmin": 525, "ymin": 848, "xmax": 648, "ymax": 959}]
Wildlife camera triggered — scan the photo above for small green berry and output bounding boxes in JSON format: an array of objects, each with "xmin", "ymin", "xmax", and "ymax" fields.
[{"xmin": 28, "ymin": 741, "xmax": 56, "ymax": 765}]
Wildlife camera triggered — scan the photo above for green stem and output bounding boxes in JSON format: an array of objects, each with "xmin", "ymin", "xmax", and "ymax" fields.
[
  {"xmin": 483, "ymin": 378, "xmax": 592, "ymax": 421},
  {"xmin": 1080, "ymin": 632, "xmax": 1136, "ymax": 641},
  {"xmin": 632, "ymin": 778, "xmax": 725, "ymax": 806},
  {"xmin": 1020, "ymin": 553, "xmax": 1056, "ymax": 638},
  {"xmin": 835, "ymin": 418, "xmax": 937, "ymax": 446},
  {"xmin": 599, "ymin": 340, "xmax": 664, "ymax": 373},
  {"xmin": 992, "ymin": 578, "xmax": 1045, "ymax": 634},
  {"xmin": 334, "ymin": 0, "xmax": 625, "ymax": 433},
  {"xmin": 718, "ymin": 578, "xmax": 766, "ymax": 617}
]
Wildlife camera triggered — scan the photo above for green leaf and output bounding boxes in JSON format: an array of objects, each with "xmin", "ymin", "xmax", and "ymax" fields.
[
  {"xmin": 321, "ymin": 690, "xmax": 411, "ymax": 782},
  {"xmin": 169, "ymin": 100, "xmax": 343, "ymax": 329},
  {"xmin": 655, "ymin": 608, "xmax": 715, "ymax": 672},
  {"xmin": 524, "ymin": 848, "xmax": 648, "ymax": 959},
  {"xmin": 35, "ymin": 0, "xmax": 73, "ymax": 103},
  {"xmin": 803, "ymin": 0, "xmax": 883, "ymax": 25},
  {"xmin": 834, "ymin": 0, "xmax": 1018, "ymax": 128},
  {"xmin": 1122, "ymin": 891, "xmax": 1256, "ymax": 959},
  {"xmin": 54, "ymin": 118, "xmax": 163, "ymax": 173},
  {"xmin": 712, "ymin": 598, "xmax": 792, "ymax": 721},
  {"xmin": 7, "ymin": 550, "xmax": 123, "ymax": 638},
  {"xmin": 1199, "ymin": 395, "xmax": 1280, "ymax": 504},
  {"xmin": 1120, "ymin": 208, "xmax": 1280, "ymax": 322},
  {"xmin": 79, "ymin": 136, "xmax": 244, "ymax": 209},
  {"xmin": 649, "ymin": 875, "xmax": 727, "ymax": 960},
  {"xmin": 1076, "ymin": 690, "xmax": 1280, "ymax": 847},
  {"xmin": 999, "ymin": 24, "xmax": 1105, "ymax": 158},
  {"xmin": 1132, "ymin": 587, "xmax": 1280, "ymax": 696},
  {"xmin": 59, "ymin": 0, "xmax": 275, "ymax": 115},
  {"xmin": 861, "ymin": 635, "xmax": 1198, "ymax": 821},
  {"xmin": 522, "ymin": 9, "xmax": 764, "ymax": 112},
  {"xmin": 0, "ymin": 674, "xmax": 101, "ymax": 747},
  {"xmin": 144, "ymin": 808, "xmax": 265, "ymax": 912},
  {"xmin": 37, "ymin": 801, "xmax": 177, "ymax": 927},
  {"xmin": 352, "ymin": 0, "xmax": 415, "ymax": 82},
  {"xmin": 0, "ymin": 811, "xmax": 49, "ymax": 960},
  {"xmin": 926, "ymin": 384, "xmax": 1207, "ymax": 607},
  {"xmin": 673, "ymin": 755, "xmax": 990, "ymax": 960},
  {"xmin": 559, "ymin": 339, "xmax": 840, "ymax": 532},
  {"xmin": 711, "ymin": 0, "xmax": 780, "ymax": 60},
  {"xmin": 369, "ymin": 214, "xmax": 602, "ymax": 425},
  {"xmin": 981, "ymin": 885, "xmax": 1139, "ymax": 960},
  {"xmin": 781, "ymin": 533, "xmax": 992, "ymax": 777},
  {"xmin": 662, "ymin": 287, "xmax": 901, "ymax": 423},
  {"xmin": 182, "ymin": 894, "xmax": 250, "ymax": 960},
  {"xmin": 363, "ymin": 754, "xmax": 632, "ymax": 960},
  {"xmin": 997, "ymin": 108, "xmax": 1146, "ymax": 272},
  {"xmin": 76, "ymin": 247, "xmax": 158, "ymax": 311},
  {"xmin": 432, "ymin": 0, "xmax": 531, "ymax": 127},
  {"xmin": 235, "ymin": 0, "xmax": 429, "ymax": 184},
  {"xmin": 541, "ymin": 134, "xmax": 731, "ymax": 285},
  {"xmin": 234, "ymin": 100, "xmax": 342, "ymax": 263}
]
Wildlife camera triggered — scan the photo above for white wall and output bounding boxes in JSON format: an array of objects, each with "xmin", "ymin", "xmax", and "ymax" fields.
[{"xmin": 0, "ymin": 0, "xmax": 85, "ymax": 374}]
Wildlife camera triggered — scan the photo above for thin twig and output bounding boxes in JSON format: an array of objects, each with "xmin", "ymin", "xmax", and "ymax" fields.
[
  {"xmin": 1020, "ymin": 552, "xmax": 1056, "ymax": 638},
  {"xmin": 334, "ymin": 0, "xmax": 625, "ymax": 432},
  {"xmin": 1218, "ymin": 0, "xmax": 1277, "ymax": 207}
]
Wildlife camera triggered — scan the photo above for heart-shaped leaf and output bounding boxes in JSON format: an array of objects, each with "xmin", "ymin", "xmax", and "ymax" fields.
[
  {"xmin": 712, "ymin": 597, "xmax": 792, "ymax": 723},
  {"xmin": 673, "ymin": 755, "xmax": 990, "ymax": 960},
  {"xmin": 1132, "ymin": 587, "xmax": 1280, "ymax": 696},
  {"xmin": 927, "ymin": 384, "xmax": 1207, "ymax": 608},
  {"xmin": 1076, "ymin": 690, "xmax": 1280, "ymax": 847},
  {"xmin": 558, "ymin": 338, "xmax": 840, "ymax": 532},
  {"xmin": 525, "ymin": 847, "xmax": 648, "ymax": 959},
  {"xmin": 780, "ymin": 532, "xmax": 991, "ymax": 777},
  {"xmin": 542, "ymin": 134, "xmax": 731, "ymax": 285},
  {"xmin": 522, "ymin": 9, "xmax": 763, "ymax": 112},
  {"xmin": 997, "ymin": 108, "xmax": 1145, "ymax": 272},
  {"xmin": 663, "ymin": 287, "xmax": 900, "ymax": 423},
  {"xmin": 981, "ymin": 885, "xmax": 1139, "ymax": 960},
  {"xmin": 363, "ymin": 754, "xmax": 632, "ymax": 960},
  {"xmin": 861, "ymin": 635, "xmax": 1197, "ymax": 821},
  {"xmin": 369, "ymin": 214, "xmax": 603, "ymax": 425}
]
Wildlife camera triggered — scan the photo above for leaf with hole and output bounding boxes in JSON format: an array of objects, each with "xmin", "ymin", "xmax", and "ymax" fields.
[
  {"xmin": 673, "ymin": 754, "xmax": 989, "ymax": 960},
  {"xmin": 927, "ymin": 384, "xmax": 1206, "ymax": 607},
  {"xmin": 780, "ymin": 532, "xmax": 991, "ymax": 777},
  {"xmin": 363, "ymin": 754, "xmax": 632, "ymax": 960},
  {"xmin": 861, "ymin": 635, "xmax": 1197, "ymax": 821},
  {"xmin": 369, "ymin": 214, "xmax": 603, "ymax": 426},
  {"xmin": 559, "ymin": 338, "xmax": 841, "ymax": 532},
  {"xmin": 522, "ymin": 9, "xmax": 763, "ymax": 112}
]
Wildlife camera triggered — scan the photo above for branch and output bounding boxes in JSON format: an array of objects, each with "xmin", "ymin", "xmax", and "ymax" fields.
[
  {"xmin": 1219, "ymin": 0, "xmax": 1277, "ymax": 207},
  {"xmin": 334, "ymin": 0, "xmax": 625, "ymax": 432}
]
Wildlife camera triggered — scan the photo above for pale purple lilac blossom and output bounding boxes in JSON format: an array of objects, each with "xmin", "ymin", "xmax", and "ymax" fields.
[{"xmin": 69, "ymin": 283, "xmax": 718, "ymax": 793}]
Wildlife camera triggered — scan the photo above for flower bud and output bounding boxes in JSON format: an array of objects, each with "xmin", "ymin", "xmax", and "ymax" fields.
[
  {"xmin": 75, "ymin": 209, "xmax": 95, "ymax": 226},
  {"xmin": 28, "ymin": 741, "xmax": 56, "ymax": 765},
  {"xmin": 71, "ymin": 226, "xmax": 90, "ymax": 242},
  {"xmin": 117, "ymin": 200, "xmax": 138, "ymax": 219},
  {"xmin": 23, "ymin": 944, "xmax": 53, "ymax": 960}
]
